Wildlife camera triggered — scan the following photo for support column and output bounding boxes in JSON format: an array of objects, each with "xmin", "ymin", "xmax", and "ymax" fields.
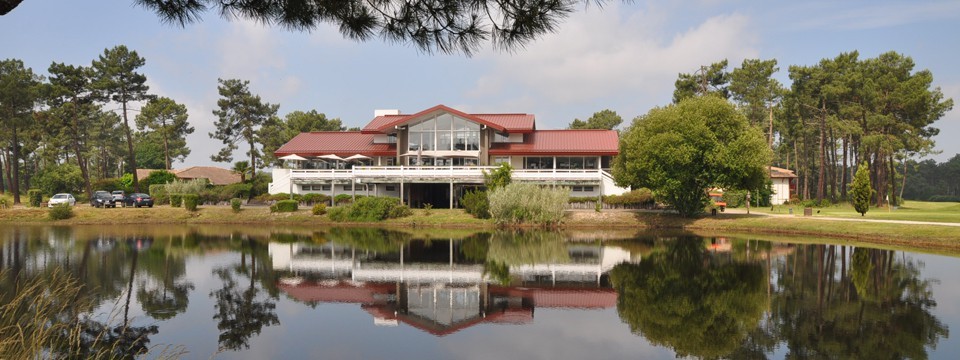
[
  {"xmin": 352, "ymin": 178, "xmax": 356, "ymax": 202},
  {"xmin": 449, "ymin": 181, "xmax": 454, "ymax": 209},
  {"xmin": 331, "ymin": 181, "xmax": 336, "ymax": 206}
]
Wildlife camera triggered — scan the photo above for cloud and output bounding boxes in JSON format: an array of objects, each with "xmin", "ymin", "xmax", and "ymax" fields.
[{"xmin": 466, "ymin": 3, "xmax": 758, "ymax": 126}]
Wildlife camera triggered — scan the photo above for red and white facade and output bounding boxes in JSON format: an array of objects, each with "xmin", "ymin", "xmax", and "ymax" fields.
[{"xmin": 269, "ymin": 105, "xmax": 629, "ymax": 207}]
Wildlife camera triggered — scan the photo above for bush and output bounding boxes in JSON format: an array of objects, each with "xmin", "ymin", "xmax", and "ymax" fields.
[
  {"xmin": 334, "ymin": 194, "xmax": 355, "ymax": 205},
  {"xmin": 183, "ymin": 194, "xmax": 200, "ymax": 211},
  {"xmin": 28, "ymin": 189, "xmax": 43, "ymax": 207},
  {"xmin": 302, "ymin": 193, "xmax": 330, "ymax": 205},
  {"xmin": 140, "ymin": 170, "xmax": 177, "ymax": 191},
  {"xmin": 272, "ymin": 200, "xmax": 299, "ymax": 213},
  {"xmin": 149, "ymin": 184, "xmax": 169, "ymax": 204},
  {"xmin": 48, "ymin": 203, "xmax": 73, "ymax": 220},
  {"xmin": 312, "ymin": 203, "xmax": 327, "ymax": 216},
  {"xmin": 231, "ymin": 198, "xmax": 242, "ymax": 213},
  {"xmin": 0, "ymin": 196, "xmax": 8, "ymax": 209},
  {"xmin": 488, "ymin": 183, "xmax": 569, "ymax": 226},
  {"xmin": 327, "ymin": 196, "xmax": 411, "ymax": 222},
  {"xmin": 170, "ymin": 194, "xmax": 183, "ymax": 208},
  {"xmin": 604, "ymin": 189, "xmax": 655, "ymax": 208},
  {"xmin": 422, "ymin": 203, "xmax": 433, "ymax": 215},
  {"xmin": 461, "ymin": 190, "xmax": 490, "ymax": 219},
  {"xmin": 327, "ymin": 206, "xmax": 348, "ymax": 221},
  {"xmin": 164, "ymin": 179, "xmax": 208, "ymax": 196},
  {"xmin": 35, "ymin": 164, "xmax": 84, "ymax": 196}
]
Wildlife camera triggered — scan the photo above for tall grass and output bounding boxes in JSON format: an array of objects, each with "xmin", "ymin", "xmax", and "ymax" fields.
[
  {"xmin": 488, "ymin": 183, "xmax": 569, "ymax": 226},
  {"xmin": 0, "ymin": 268, "xmax": 182, "ymax": 359}
]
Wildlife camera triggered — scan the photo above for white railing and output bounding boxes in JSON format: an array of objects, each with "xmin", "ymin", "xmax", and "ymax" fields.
[{"xmin": 283, "ymin": 166, "xmax": 607, "ymax": 182}]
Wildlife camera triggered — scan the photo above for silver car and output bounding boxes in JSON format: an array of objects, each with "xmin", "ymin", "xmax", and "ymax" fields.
[{"xmin": 48, "ymin": 193, "xmax": 77, "ymax": 207}]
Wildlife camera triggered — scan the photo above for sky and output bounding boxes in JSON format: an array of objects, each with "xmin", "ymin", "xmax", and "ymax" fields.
[{"xmin": 2, "ymin": 0, "xmax": 958, "ymax": 168}]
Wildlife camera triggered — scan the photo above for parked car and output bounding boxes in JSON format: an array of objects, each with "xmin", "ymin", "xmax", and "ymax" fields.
[
  {"xmin": 111, "ymin": 190, "xmax": 125, "ymax": 206},
  {"xmin": 123, "ymin": 193, "xmax": 154, "ymax": 208},
  {"xmin": 48, "ymin": 193, "xmax": 76, "ymax": 208},
  {"xmin": 91, "ymin": 190, "xmax": 116, "ymax": 208}
]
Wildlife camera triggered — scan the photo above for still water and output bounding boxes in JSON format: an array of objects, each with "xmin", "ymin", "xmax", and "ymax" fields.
[{"xmin": 0, "ymin": 225, "xmax": 957, "ymax": 359}]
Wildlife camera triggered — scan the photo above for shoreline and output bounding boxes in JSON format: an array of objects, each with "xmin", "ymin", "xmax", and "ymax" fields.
[{"xmin": 2, "ymin": 205, "xmax": 959, "ymax": 254}]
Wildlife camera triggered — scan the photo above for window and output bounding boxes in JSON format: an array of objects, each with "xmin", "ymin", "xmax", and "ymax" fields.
[
  {"xmin": 572, "ymin": 186, "xmax": 594, "ymax": 192},
  {"xmin": 385, "ymin": 185, "xmax": 396, "ymax": 191},
  {"xmin": 494, "ymin": 156, "xmax": 510, "ymax": 165},
  {"xmin": 493, "ymin": 132, "xmax": 510, "ymax": 143},
  {"xmin": 407, "ymin": 113, "xmax": 481, "ymax": 153},
  {"xmin": 524, "ymin": 157, "xmax": 553, "ymax": 169},
  {"xmin": 321, "ymin": 185, "xmax": 331, "ymax": 191},
  {"xmin": 385, "ymin": 157, "xmax": 395, "ymax": 166}
]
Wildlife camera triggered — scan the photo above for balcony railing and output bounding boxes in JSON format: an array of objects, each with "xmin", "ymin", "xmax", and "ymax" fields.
[{"xmin": 282, "ymin": 166, "xmax": 607, "ymax": 182}]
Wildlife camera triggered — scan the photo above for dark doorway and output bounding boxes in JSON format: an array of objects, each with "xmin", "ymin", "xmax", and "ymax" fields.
[{"xmin": 408, "ymin": 183, "xmax": 450, "ymax": 209}]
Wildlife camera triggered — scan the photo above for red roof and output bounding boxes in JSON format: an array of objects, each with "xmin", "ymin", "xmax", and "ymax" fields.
[
  {"xmin": 275, "ymin": 131, "xmax": 396, "ymax": 157},
  {"xmin": 489, "ymin": 130, "xmax": 619, "ymax": 156},
  {"xmin": 361, "ymin": 105, "xmax": 535, "ymax": 134}
]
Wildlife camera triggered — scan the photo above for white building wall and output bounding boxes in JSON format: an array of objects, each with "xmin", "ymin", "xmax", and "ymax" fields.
[{"xmin": 771, "ymin": 178, "xmax": 791, "ymax": 205}]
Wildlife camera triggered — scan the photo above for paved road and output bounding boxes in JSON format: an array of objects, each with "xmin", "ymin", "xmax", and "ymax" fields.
[{"xmin": 724, "ymin": 208, "xmax": 960, "ymax": 227}]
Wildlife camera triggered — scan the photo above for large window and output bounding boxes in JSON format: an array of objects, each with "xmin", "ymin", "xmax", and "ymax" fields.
[
  {"xmin": 525, "ymin": 156, "xmax": 598, "ymax": 169},
  {"xmin": 524, "ymin": 157, "xmax": 554, "ymax": 169},
  {"xmin": 408, "ymin": 113, "xmax": 480, "ymax": 152}
]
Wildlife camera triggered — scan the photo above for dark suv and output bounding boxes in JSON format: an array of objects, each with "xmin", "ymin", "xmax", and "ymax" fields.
[
  {"xmin": 91, "ymin": 190, "xmax": 116, "ymax": 208},
  {"xmin": 123, "ymin": 193, "xmax": 154, "ymax": 208}
]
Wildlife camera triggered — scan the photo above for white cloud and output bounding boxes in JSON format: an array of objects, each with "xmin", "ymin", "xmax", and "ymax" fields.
[{"xmin": 466, "ymin": 3, "xmax": 758, "ymax": 127}]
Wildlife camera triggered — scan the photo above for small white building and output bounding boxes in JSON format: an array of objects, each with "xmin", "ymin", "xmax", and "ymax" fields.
[{"xmin": 769, "ymin": 166, "xmax": 797, "ymax": 205}]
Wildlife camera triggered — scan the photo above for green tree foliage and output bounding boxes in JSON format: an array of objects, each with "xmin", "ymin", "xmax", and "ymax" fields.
[
  {"xmin": 42, "ymin": 62, "xmax": 98, "ymax": 199},
  {"xmin": 902, "ymin": 155, "xmax": 960, "ymax": 200},
  {"xmin": 673, "ymin": 59, "xmax": 730, "ymax": 103},
  {"xmin": 135, "ymin": 97, "xmax": 194, "ymax": 170},
  {"xmin": 0, "ymin": 58, "xmax": 41, "ymax": 204},
  {"xmin": 232, "ymin": 161, "xmax": 251, "ymax": 183},
  {"xmin": 126, "ymin": 0, "xmax": 610, "ymax": 55},
  {"xmin": 141, "ymin": 169, "xmax": 176, "ymax": 188},
  {"xmin": 260, "ymin": 110, "xmax": 344, "ymax": 166},
  {"xmin": 91, "ymin": 45, "xmax": 152, "ymax": 191},
  {"xmin": 729, "ymin": 58, "xmax": 783, "ymax": 147},
  {"xmin": 483, "ymin": 162, "xmax": 512, "ymax": 190},
  {"xmin": 133, "ymin": 131, "xmax": 167, "ymax": 169},
  {"xmin": 210, "ymin": 78, "xmax": 279, "ymax": 178},
  {"xmin": 609, "ymin": 238, "xmax": 767, "ymax": 359},
  {"xmin": 35, "ymin": 163, "xmax": 84, "ymax": 196},
  {"xmin": 568, "ymin": 109, "xmax": 623, "ymax": 130},
  {"xmin": 614, "ymin": 96, "xmax": 771, "ymax": 217},
  {"xmin": 850, "ymin": 162, "xmax": 872, "ymax": 216}
]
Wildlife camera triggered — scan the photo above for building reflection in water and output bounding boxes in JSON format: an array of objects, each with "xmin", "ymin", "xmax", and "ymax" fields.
[{"xmin": 269, "ymin": 238, "xmax": 635, "ymax": 336}]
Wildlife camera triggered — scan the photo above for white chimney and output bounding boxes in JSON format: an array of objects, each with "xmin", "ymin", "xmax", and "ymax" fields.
[{"xmin": 375, "ymin": 109, "xmax": 401, "ymax": 117}]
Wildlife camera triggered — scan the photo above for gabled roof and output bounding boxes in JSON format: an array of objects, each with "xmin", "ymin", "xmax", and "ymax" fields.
[
  {"xmin": 275, "ymin": 131, "xmax": 396, "ymax": 157},
  {"xmin": 135, "ymin": 166, "xmax": 241, "ymax": 186},
  {"xmin": 488, "ymin": 130, "xmax": 619, "ymax": 156},
  {"xmin": 361, "ymin": 104, "xmax": 535, "ymax": 134},
  {"xmin": 770, "ymin": 166, "xmax": 798, "ymax": 178}
]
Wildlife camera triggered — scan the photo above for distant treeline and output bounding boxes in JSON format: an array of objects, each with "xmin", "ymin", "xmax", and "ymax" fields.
[{"xmin": 903, "ymin": 155, "xmax": 960, "ymax": 202}]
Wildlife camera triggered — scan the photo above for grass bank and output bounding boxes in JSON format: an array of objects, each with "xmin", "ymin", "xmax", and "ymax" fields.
[
  {"xmin": 749, "ymin": 200, "xmax": 960, "ymax": 223},
  {"xmin": 1, "ymin": 203, "xmax": 958, "ymax": 252}
]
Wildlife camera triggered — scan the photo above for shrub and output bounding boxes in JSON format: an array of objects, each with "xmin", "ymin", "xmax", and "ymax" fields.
[
  {"xmin": 183, "ymin": 194, "xmax": 200, "ymax": 211},
  {"xmin": 231, "ymin": 198, "xmax": 242, "ymax": 213},
  {"xmin": 164, "ymin": 179, "xmax": 208, "ymax": 196},
  {"xmin": 35, "ymin": 164, "xmax": 84, "ymax": 196},
  {"xmin": 327, "ymin": 196, "xmax": 411, "ymax": 222},
  {"xmin": 312, "ymin": 203, "xmax": 327, "ymax": 216},
  {"xmin": 461, "ymin": 190, "xmax": 490, "ymax": 219},
  {"xmin": 273, "ymin": 200, "xmax": 299, "ymax": 212},
  {"xmin": 140, "ymin": 170, "xmax": 177, "ymax": 191},
  {"xmin": 170, "ymin": 194, "xmax": 183, "ymax": 207},
  {"xmin": 327, "ymin": 206, "xmax": 348, "ymax": 221},
  {"xmin": 334, "ymin": 194, "xmax": 355, "ymax": 205},
  {"xmin": 302, "ymin": 193, "xmax": 330, "ymax": 205},
  {"xmin": 604, "ymin": 188, "xmax": 655, "ymax": 208},
  {"xmin": 28, "ymin": 189, "xmax": 43, "ymax": 207},
  {"xmin": 422, "ymin": 203, "xmax": 433, "ymax": 215},
  {"xmin": 48, "ymin": 203, "xmax": 73, "ymax": 220},
  {"xmin": 149, "ymin": 184, "xmax": 169, "ymax": 204},
  {"xmin": 0, "ymin": 196, "xmax": 8, "ymax": 209},
  {"xmin": 488, "ymin": 183, "xmax": 569, "ymax": 226}
]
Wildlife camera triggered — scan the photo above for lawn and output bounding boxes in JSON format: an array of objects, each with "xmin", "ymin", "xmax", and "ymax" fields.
[{"xmin": 748, "ymin": 200, "xmax": 960, "ymax": 223}]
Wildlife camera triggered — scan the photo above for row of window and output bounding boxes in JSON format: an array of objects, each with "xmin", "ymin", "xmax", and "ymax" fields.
[
  {"xmin": 407, "ymin": 157, "xmax": 479, "ymax": 166},
  {"xmin": 301, "ymin": 184, "xmax": 398, "ymax": 192},
  {"xmin": 407, "ymin": 114, "xmax": 481, "ymax": 151},
  {"xmin": 524, "ymin": 157, "xmax": 599, "ymax": 170}
]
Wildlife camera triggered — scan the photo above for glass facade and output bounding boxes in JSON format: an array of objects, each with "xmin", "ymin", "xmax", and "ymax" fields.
[
  {"xmin": 407, "ymin": 114, "xmax": 480, "ymax": 152},
  {"xmin": 524, "ymin": 156, "xmax": 599, "ymax": 170}
]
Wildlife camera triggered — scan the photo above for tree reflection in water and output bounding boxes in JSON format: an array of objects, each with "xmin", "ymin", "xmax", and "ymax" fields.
[
  {"xmin": 610, "ymin": 237, "xmax": 768, "ymax": 359},
  {"xmin": 211, "ymin": 236, "xmax": 280, "ymax": 351},
  {"xmin": 611, "ymin": 238, "xmax": 949, "ymax": 359}
]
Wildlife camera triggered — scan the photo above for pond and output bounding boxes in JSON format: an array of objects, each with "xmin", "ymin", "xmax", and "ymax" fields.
[{"xmin": 0, "ymin": 225, "xmax": 957, "ymax": 359}]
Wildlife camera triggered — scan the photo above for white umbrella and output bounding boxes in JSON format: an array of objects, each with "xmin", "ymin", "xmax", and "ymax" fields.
[
  {"xmin": 317, "ymin": 154, "xmax": 345, "ymax": 161},
  {"xmin": 344, "ymin": 154, "xmax": 372, "ymax": 161},
  {"xmin": 279, "ymin": 154, "xmax": 307, "ymax": 161}
]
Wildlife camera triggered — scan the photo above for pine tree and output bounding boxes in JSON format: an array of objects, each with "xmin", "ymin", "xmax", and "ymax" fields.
[{"xmin": 850, "ymin": 163, "xmax": 872, "ymax": 216}]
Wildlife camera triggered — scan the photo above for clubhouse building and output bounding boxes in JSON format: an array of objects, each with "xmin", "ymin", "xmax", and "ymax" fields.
[{"xmin": 269, "ymin": 105, "xmax": 629, "ymax": 207}]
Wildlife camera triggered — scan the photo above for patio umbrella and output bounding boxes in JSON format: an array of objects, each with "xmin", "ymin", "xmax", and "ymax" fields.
[
  {"xmin": 344, "ymin": 154, "xmax": 372, "ymax": 161},
  {"xmin": 279, "ymin": 154, "xmax": 308, "ymax": 161},
  {"xmin": 318, "ymin": 154, "xmax": 345, "ymax": 168}
]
